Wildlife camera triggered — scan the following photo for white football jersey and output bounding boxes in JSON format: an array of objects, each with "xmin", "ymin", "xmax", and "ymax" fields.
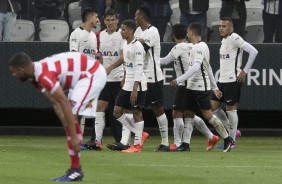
[
  {"xmin": 99, "ymin": 29, "xmax": 124, "ymax": 82},
  {"xmin": 187, "ymin": 42, "xmax": 211, "ymax": 91},
  {"xmin": 69, "ymin": 27, "xmax": 97, "ymax": 57},
  {"xmin": 134, "ymin": 25, "xmax": 164, "ymax": 83},
  {"xmin": 122, "ymin": 39, "xmax": 147, "ymax": 92},
  {"xmin": 219, "ymin": 33, "xmax": 245, "ymax": 83},
  {"xmin": 170, "ymin": 42, "xmax": 193, "ymax": 86}
]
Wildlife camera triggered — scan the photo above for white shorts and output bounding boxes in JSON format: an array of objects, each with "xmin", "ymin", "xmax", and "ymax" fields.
[{"xmin": 69, "ymin": 65, "xmax": 106, "ymax": 118}]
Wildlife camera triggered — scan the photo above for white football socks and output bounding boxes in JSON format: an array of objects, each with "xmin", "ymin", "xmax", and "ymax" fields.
[
  {"xmin": 120, "ymin": 125, "xmax": 131, "ymax": 146},
  {"xmin": 194, "ymin": 115, "xmax": 213, "ymax": 140},
  {"xmin": 95, "ymin": 112, "xmax": 105, "ymax": 143},
  {"xmin": 208, "ymin": 115, "xmax": 228, "ymax": 139},
  {"xmin": 134, "ymin": 121, "xmax": 144, "ymax": 146},
  {"xmin": 157, "ymin": 113, "xmax": 169, "ymax": 146},
  {"xmin": 117, "ymin": 113, "xmax": 137, "ymax": 133},
  {"xmin": 173, "ymin": 118, "xmax": 184, "ymax": 147},
  {"xmin": 226, "ymin": 110, "xmax": 238, "ymax": 141},
  {"xmin": 183, "ymin": 118, "xmax": 194, "ymax": 144},
  {"xmin": 213, "ymin": 108, "xmax": 230, "ymax": 133}
]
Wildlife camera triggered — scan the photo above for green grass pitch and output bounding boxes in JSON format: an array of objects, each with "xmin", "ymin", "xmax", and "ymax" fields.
[{"xmin": 1, "ymin": 135, "xmax": 282, "ymax": 184}]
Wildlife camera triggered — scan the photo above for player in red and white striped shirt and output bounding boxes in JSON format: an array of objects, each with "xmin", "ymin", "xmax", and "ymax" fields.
[{"xmin": 8, "ymin": 51, "xmax": 106, "ymax": 182}]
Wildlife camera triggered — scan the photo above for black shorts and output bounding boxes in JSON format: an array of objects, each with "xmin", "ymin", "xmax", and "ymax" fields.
[
  {"xmin": 184, "ymin": 89, "xmax": 212, "ymax": 111},
  {"xmin": 115, "ymin": 89, "xmax": 146, "ymax": 110},
  {"xmin": 98, "ymin": 82, "xmax": 121, "ymax": 103},
  {"xmin": 146, "ymin": 80, "xmax": 164, "ymax": 107},
  {"xmin": 211, "ymin": 82, "xmax": 242, "ymax": 105},
  {"xmin": 173, "ymin": 85, "xmax": 186, "ymax": 111}
]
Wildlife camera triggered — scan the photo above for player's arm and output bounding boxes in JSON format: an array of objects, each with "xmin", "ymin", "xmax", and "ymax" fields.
[
  {"xmin": 208, "ymin": 64, "xmax": 222, "ymax": 99},
  {"xmin": 131, "ymin": 45, "xmax": 144, "ymax": 105},
  {"xmin": 106, "ymin": 49, "xmax": 124, "ymax": 75},
  {"xmin": 237, "ymin": 42, "xmax": 258, "ymax": 82},
  {"xmin": 69, "ymin": 31, "xmax": 79, "ymax": 52},
  {"xmin": 50, "ymin": 86, "xmax": 80, "ymax": 154},
  {"xmin": 160, "ymin": 52, "xmax": 174, "ymax": 66}
]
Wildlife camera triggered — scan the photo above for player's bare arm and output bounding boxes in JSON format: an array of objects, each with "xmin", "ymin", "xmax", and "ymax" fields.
[
  {"xmin": 130, "ymin": 81, "xmax": 139, "ymax": 105},
  {"xmin": 106, "ymin": 50, "xmax": 124, "ymax": 75},
  {"xmin": 51, "ymin": 86, "xmax": 80, "ymax": 154},
  {"xmin": 43, "ymin": 90, "xmax": 67, "ymax": 126}
]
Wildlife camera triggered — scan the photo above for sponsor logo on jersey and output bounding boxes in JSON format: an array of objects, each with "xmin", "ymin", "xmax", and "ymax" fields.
[
  {"xmin": 220, "ymin": 54, "xmax": 230, "ymax": 59},
  {"xmin": 83, "ymin": 49, "xmax": 96, "ymax": 54},
  {"xmin": 124, "ymin": 61, "xmax": 133, "ymax": 68},
  {"xmin": 102, "ymin": 51, "xmax": 119, "ymax": 57}
]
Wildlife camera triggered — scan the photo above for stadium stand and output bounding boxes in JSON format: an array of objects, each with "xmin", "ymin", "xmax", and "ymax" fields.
[
  {"xmin": 68, "ymin": 1, "xmax": 81, "ymax": 27},
  {"xmin": 39, "ymin": 19, "xmax": 69, "ymax": 41},
  {"xmin": 11, "ymin": 19, "xmax": 35, "ymax": 41},
  {"xmin": 244, "ymin": 21, "xmax": 264, "ymax": 43}
]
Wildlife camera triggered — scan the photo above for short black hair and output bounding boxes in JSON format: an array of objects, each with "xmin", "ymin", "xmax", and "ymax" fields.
[
  {"xmin": 8, "ymin": 52, "xmax": 32, "ymax": 68},
  {"xmin": 81, "ymin": 7, "xmax": 98, "ymax": 22},
  {"xmin": 220, "ymin": 17, "xmax": 233, "ymax": 23},
  {"xmin": 122, "ymin": 19, "xmax": 137, "ymax": 33},
  {"xmin": 188, "ymin": 22, "xmax": 201, "ymax": 36},
  {"xmin": 137, "ymin": 6, "xmax": 150, "ymax": 21},
  {"xmin": 172, "ymin": 24, "xmax": 187, "ymax": 40},
  {"xmin": 104, "ymin": 9, "xmax": 118, "ymax": 18}
]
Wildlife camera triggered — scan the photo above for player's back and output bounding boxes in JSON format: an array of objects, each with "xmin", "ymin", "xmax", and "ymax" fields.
[{"xmin": 34, "ymin": 52, "xmax": 99, "ymax": 90}]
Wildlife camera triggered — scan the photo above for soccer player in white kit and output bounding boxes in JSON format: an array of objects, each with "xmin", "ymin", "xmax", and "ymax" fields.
[
  {"xmin": 113, "ymin": 19, "xmax": 149, "ymax": 153},
  {"xmin": 8, "ymin": 52, "xmax": 106, "ymax": 181},
  {"xmin": 69, "ymin": 7, "xmax": 100, "ymax": 150},
  {"xmin": 211, "ymin": 17, "xmax": 258, "ymax": 148},
  {"xmin": 92, "ymin": 9, "xmax": 125, "ymax": 150},
  {"xmin": 160, "ymin": 24, "xmax": 219, "ymax": 151},
  {"xmin": 170, "ymin": 22, "xmax": 233, "ymax": 152},
  {"xmin": 134, "ymin": 6, "xmax": 170, "ymax": 152}
]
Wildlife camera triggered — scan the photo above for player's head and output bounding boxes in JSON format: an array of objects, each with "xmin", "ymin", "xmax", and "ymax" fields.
[
  {"xmin": 135, "ymin": 6, "xmax": 150, "ymax": 26},
  {"xmin": 81, "ymin": 7, "xmax": 99, "ymax": 26},
  {"xmin": 121, "ymin": 19, "xmax": 137, "ymax": 40},
  {"xmin": 104, "ymin": 9, "xmax": 118, "ymax": 32},
  {"xmin": 8, "ymin": 52, "xmax": 33, "ymax": 82},
  {"xmin": 172, "ymin": 24, "xmax": 187, "ymax": 40},
  {"xmin": 219, "ymin": 17, "xmax": 233, "ymax": 38},
  {"xmin": 187, "ymin": 22, "xmax": 201, "ymax": 41}
]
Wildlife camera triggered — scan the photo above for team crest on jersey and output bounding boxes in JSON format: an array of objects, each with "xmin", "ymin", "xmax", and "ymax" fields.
[
  {"xmin": 70, "ymin": 100, "xmax": 76, "ymax": 107},
  {"xmin": 102, "ymin": 51, "xmax": 119, "ymax": 56},
  {"xmin": 86, "ymin": 99, "xmax": 94, "ymax": 109},
  {"xmin": 83, "ymin": 49, "xmax": 96, "ymax": 54}
]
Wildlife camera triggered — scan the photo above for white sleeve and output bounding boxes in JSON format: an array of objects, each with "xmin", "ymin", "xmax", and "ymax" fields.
[
  {"xmin": 208, "ymin": 65, "xmax": 218, "ymax": 91},
  {"xmin": 134, "ymin": 43, "xmax": 145, "ymax": 81},
  {"xmin": 69, "ymin": 31, "xmax": 79, "ymax": 51},
  {"xmin": 160, "ymin": 52, "xmax": 174, "ymax": 65},
  {"xmin": 242, "ymin": 42, "xmax": 258, "ymax": 73},
  {"xmin": 176, "ymin": 62, "xmax": 201, "ymax": 84}
]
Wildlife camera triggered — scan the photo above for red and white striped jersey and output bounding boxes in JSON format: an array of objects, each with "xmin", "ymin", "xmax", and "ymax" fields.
[{"xmin": 33, "ymin": 52, "xmax": 100, "ymax": 94}]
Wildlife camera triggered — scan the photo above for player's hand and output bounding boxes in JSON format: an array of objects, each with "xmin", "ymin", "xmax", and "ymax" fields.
[
  {"xmin": 213, "ymin": 89, "xmax": 222, "ymax": 99},
  {"xmin": 105, "ymin": 66, "xmax": 113, "ymax": 75},
  {"xmin": 170, "ymin": 79, "xmax": 178, "ymax": 87},
  {"xmin": 71, "ymin": 135, "xmax": 81, "ymax": 154},
  {"xmin": 130, "ymin": 90, "xmax": 138, "ymax": 105},
  {"xmin": 237, "ymin": 70, "xmax": 246, "ymax": 83}
]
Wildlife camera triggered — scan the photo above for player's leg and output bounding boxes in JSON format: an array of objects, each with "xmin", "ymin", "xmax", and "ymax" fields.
[
  {"xmin": 121, "ymin": 91, "xmax": 148, "ymax": 153},
  {"xmin": 198, "ymin": 90, "xmax": 232, "ymax": 152},
  {"xmin": 170, "ymin": 86, "xmax": 186, "ymax": 150},
  {"xmin": 147, "ymin": 81, "xmax": 169, "ymax": 151},
  {"xmin": 193, "ymin": 115, "xmax": 219, "ymax": 151}
]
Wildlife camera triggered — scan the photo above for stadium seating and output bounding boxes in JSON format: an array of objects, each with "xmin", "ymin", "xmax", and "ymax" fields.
[
  {"xmin": 68, "ymin": 1, "xmax": 81, "ymax": 27},
  {"xmin": 39, "ymin": 19, "xmax": 69, "ymax": 42},
  {"xmin": 72, "ymin": 19, "xmax": 82, "ymax": 30},
  {"xmin": 207, "ymin": 3, "xmax": 221, "ymax": 28},
  {"xmin": 207, "ymin": 21, "xmax": 221, "ymax": 43},
  {"xmin": 244, "ymin": 21, "xmax": 264, "ymax": 43},
  {"xmin": 11, "ymin": 19, "xmax": 35, "ymax": 41},
  {"xmin": 170, "ymin": 2, "xmax": 180, "ymax": 25},
  {"xmin": 246, "ymin": 3, "xmax": 263, "ymax": 22}
]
